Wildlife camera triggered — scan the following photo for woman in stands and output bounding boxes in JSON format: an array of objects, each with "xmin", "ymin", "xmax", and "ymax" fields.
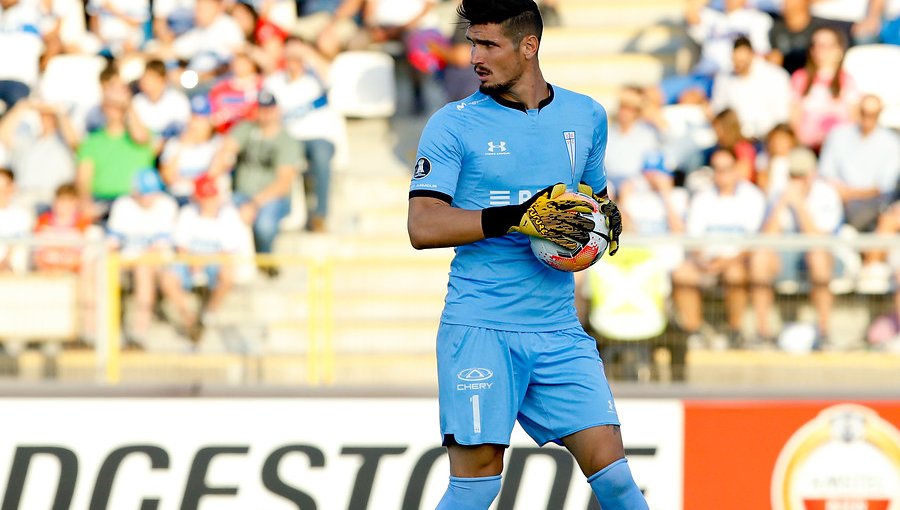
[{"xmin": 790, "ymin": 26, "xmax": 860, "ymax": 151}]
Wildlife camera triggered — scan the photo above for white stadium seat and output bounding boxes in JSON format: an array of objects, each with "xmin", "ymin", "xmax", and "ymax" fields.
[
  {"xmin": 327, "ymin": 51, "xmax": 397, "ymax": 119},
  {"xmin": 842, "ymin": 44, "xmax": 900, "ymax": 129}
]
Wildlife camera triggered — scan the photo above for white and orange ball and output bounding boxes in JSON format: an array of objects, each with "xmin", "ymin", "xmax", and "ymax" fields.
[{"xmin": 529, "ymin": 191, "xmax": 609, "ymax": 272}]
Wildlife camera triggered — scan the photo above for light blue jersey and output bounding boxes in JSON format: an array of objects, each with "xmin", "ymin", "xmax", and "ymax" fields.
[{"xmin": 409, "ymin": 86, "xmax": 609, "ymax": 332}]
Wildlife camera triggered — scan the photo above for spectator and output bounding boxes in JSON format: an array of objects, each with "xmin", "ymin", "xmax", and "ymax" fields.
[
  {"xmin": 789, "ymin": 25, "xmax": 860, "ymax": 150},
  {"xmin": 85, "ymin": 62, "xmax": 130, "ymax": 134},
  {"xmin": 853, "ymin": 0, "xmax": 900, "ymax": 44},
  {"xmin": 869, "ymin": 202, "xmax": 900, "ymax": 336},
  {"xmin": 819, "ymin": 94, "xmax": 900, "ymax": 233},
  {"xmin": 160, "ymin": 174, "xmax": 243, "ymax": 342},
  {"xmin": 292, "ymin": 0, "xmax": 360, "ymax": 59},
  {"xmin": 768, "ymin": 0, "xmax": 843, "ymax": 74},
  {"xmin": 209, "ymin": 50, "xmax": 263, "ymax": 134},
  {"xmin": 704, "ymin": 108, "xmax": 757, "ymax": 183},
  {"xmin": 133, "ymin": 59, "xmax": 191, "ymax": 149},
  {"xmin": 229, "ymin": 1, "xmax": 289, "ymax": 74},
  {"xmin": 605, "ymin": 87, "xmax": 661, "ymax": 194},
  {"xmin": 85, "ymin": 0, "xmax": 150, "ymax": 56},
  {"xmin": 39, "ymin": 0, "xmax": 92, "ymax": 56},
  {"xmin": 209, "ymin": 90, "xmax": 300, "ymax": 260},
  {"xmin": 33, "ymin": 182, "xmax": 92, "ymax": 273},
  {"xmin": 0, "ymin": 99, "xmax": 79, "ymax": 213},
  {"xmin": 670, "ymin": 0, "xmax": 773, "ymax": 103},
  {"xmin": 711, "ymin": 36, "xmax": 791, "ymax": 141},
  {"xmin": 265, "ymin": 37, "xmax": 340, "ymax": 232},
  {"xmin": 153, "ymin": 0, "xmax": 196, "ymax": 45},
  {"xmin": 159, "ymin": 94, "xmax": 223, "ymax": 206},
  {"xmin": 107, "ymin": 169, "xmax": 179, "ymax": 349},
  {"xmin": 672, "ymin": 147, "xmax": 766, "ymax": 349},
  {"xmin": 0, "ymin": 0, "xmax": 45, "ymax": 110},
  {"xmin": 426, "ymin": 7, "xmax": 478, "ymax": 103},
  {"xmin": 756, "ymin": 123, "xmax": 799, "ymax": 198},
  {"xmin": 170, "ymin": 0, "xmax": 245, "ymax": 79},
  {"xmin": 0, "ymin": 168, "xmax": 31, "ymax": 274},
  {"xmin": 76, "ymin": 91, "xmax": 154, "ymax": 221},
  {"xmin": 750, "ymin": 147, "xmax": 843, "ymax": 347}
]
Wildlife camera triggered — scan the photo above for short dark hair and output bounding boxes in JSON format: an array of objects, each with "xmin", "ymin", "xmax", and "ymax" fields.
[
  {"xmin": 457, "ymin": 0, "xmax": 543, "ymax": 43},
  {"xmin": 144, "ymin": 59, "xmax": 167, "ymax": 78},
  {"xmin": 0, "ymin": 168, "xmax": 13, "ymax": 183},
  {"xmin": 55, "ymin": 183, "xmax": 78, "ymax": 199},
  {"xmin": 733, "ymin": 36, "xmax": 753, "ymax": 51}
]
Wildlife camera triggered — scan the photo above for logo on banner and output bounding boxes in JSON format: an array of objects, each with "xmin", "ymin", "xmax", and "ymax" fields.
[{"xmin": 771, "ymin": 404, "xmax": 900, "ymax": 510}]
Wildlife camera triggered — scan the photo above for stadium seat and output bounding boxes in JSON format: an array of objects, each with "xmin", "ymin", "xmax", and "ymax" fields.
[
  {"xmin": 842, "ymin": 44, "xmax": 900, "ymax": 129},
  {"xmin": 327, "ymin": 51, "xmax": 397, "ymax": 119},
  {"xmin": 38, "ymin": 54, "xmax": 107, "ymax": 134}
]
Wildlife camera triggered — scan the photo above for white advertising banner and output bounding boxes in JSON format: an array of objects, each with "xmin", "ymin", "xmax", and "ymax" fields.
[{"xmin": 0, "ymin": 398, "xmax": 681, "ymax": 510}]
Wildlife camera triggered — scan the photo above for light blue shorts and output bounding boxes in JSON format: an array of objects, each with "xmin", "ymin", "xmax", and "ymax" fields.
[{"xmin": 436, "ymin": 323, "xmax": 620, "ymax": 447}]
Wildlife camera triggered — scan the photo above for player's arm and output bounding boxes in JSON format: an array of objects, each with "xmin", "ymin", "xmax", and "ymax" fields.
[{"xmin": 407, "ymin": 196, "xmax": 484, "ymax": 249}]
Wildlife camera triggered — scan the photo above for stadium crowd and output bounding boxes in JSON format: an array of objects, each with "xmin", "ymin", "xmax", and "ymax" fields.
[{"xmin": 0, "ymin": 0, "xmax": 898, "ymax": 353}]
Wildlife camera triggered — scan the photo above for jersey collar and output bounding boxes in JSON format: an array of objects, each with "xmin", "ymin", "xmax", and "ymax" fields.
[{"xmin": 489, "ymin": 84, "xmax": 554, "ymax": 113}]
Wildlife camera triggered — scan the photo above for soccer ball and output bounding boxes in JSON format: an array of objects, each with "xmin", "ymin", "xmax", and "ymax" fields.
[{"xmin": 529, "ymin": 191, "xmax": 609, "ymax": 272}]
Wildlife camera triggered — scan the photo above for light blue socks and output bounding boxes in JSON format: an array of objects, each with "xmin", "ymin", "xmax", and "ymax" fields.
[
  {"xmin": 435, "ymin": 474, "xmax": 502, "ymax": 510},
  {"xmin": 587, "ymin": 458, "xmax": 649, "ymax": 509}
]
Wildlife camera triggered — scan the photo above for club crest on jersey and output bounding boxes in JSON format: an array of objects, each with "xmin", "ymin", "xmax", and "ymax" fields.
[
  {"xmin": 485, "ymin": 141, "xmax": 510, "ymax": 156},
  {"xmin": 412, "ymin": 157, "xmax": 431, "ymax": 179},
  {"xmin": 564, "ymin": 131, "xmax": 577, "ymax": 183}
]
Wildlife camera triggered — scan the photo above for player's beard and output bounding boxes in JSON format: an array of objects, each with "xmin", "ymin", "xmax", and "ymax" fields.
[{"xmin": 477, "ymin": 63, "xmax": 523, "ymax": 96}]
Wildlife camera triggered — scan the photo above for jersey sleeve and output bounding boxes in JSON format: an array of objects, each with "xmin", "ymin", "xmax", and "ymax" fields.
[
  {"xmin": 409, "ymin": 108, "xmax": 463, "ymax": 203},
  {"xmin": 582, "ymin": 100, "xmax": 609, "ymax": 196}
]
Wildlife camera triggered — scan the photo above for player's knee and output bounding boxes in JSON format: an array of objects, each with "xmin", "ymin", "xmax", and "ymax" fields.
[{"xmin": 436, "ymin": 475, "xmax": 501, "ymax": 510}]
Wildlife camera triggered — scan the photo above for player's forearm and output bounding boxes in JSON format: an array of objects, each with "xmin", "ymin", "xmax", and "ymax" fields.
[{"xmin": 407, "ymin": 197, "xmax": 485, "ymax": 249}]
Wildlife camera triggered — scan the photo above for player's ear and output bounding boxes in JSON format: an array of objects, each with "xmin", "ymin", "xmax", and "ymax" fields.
[{"xmin": 520, "ymin": 34, "xmax": 539, "ymax": 60}]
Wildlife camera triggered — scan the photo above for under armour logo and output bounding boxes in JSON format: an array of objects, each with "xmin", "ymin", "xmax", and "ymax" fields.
[{"xmin": 487, "ymin": 141, "xmax": 507, "ymax": 153}]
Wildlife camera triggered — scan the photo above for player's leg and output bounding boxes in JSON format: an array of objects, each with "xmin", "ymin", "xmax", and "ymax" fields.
[
  {"xmin": 561, "ymin": 425, "xmax": 648, "ymax": 509},
  {"xmin": 436, "ymin": 442, "xmax": 504, "ymax": 510},
  {"xmin": 435, "ymin": 324, "xmax": 522, "ymax": 510}
]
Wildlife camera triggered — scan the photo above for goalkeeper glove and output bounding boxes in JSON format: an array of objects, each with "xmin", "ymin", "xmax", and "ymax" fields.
[
  {"xmin": 578, "ymin": 182, "xmax": 622, "ymax": 256},
  {"xmin": 482, "ymin": 183, "xmax": 596, "ymax": 251}
]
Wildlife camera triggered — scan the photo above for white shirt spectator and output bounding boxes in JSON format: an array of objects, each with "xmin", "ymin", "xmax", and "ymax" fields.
[
  {"xmin": 687, "ymin": 180, "xmax": 766, "ymax": 258},
  {"xmin": 173, "ymin": 203, "xmax": 243, "ymax": 254},
  {"xmin": 133, "ymin": 88, "xmax": 191, "ymax": 138},
  {"xmin": 623, "ymin": 179, "xmax": 689, "ymax": 236},
  {"xmin": 107, "ymin": 194, "xmax": 179, "ymax": 259},
  {"xmin": 172, "ymin": 13, "xmax": 244, "ymax": 66},
  {"xmin": 9, "ymin": 127, "xmax": 75, "ymax": 207},
  {"xmin": 711, "ymin": 58, "xmax": 791, "ymax": 140},
  {"xmin": 819, "ymin": 124, "xmax": 900, "ymax": 194},
  {"xmin": 688, "ymin": 6, "xmax": 773, "ymax": 74},
  {"xmin": 86, "ymin": 0, "xmax": 150, "ymax": 53},
  {"xmin": 160, "ymin": 136, "xmax": 222, "ymax": 198},
  {"xmin": 605, "ymin": 121, "xmax": 660, "ymax": 191},
  {"xmin": 40, "ymin": 0, "xmax": 88, "ymax": 50},
  {"xmin": 757, "ymin": 151, "xmax": 790, "ymax": 199},
  {"xmin": 153, "ymin": 0, "xmax": 195, "ymax": 37},
  {"xmin": 264, "ymin": 70, "xmax": 343, "ymax": 144},
  {"xmin": 0, "ymin": 1, "xmax": 44, "ymax": 86},
  {"xmin": 771, "ymin": 180, "xmax": 844, "ymax": 234}
]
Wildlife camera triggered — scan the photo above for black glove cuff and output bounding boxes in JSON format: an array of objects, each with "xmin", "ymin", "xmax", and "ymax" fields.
[{"xmin": 481, "ymin": 204, "xmax": 522, "ymax": 238}]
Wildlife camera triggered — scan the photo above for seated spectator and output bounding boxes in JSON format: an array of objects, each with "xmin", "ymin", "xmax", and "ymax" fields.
[
  {"xmin": 228, "ymin": 1, "xmax": 289, "ymax": 74},
  {"xmin": 750, "ymin": 148, "xmax": 843, "ymax": 348},
  {"xmin": 170, "ymin": 0, "xmax": 245, "ymax": 80},
  {"xmin": 426, "ymin": 6, "xmax": 479, "ymax": 103},
  {"xmin": 133, "ymin": 59, "xmax": 191, "ymax": 150},
  {"xmin": 768, "ymin": 0, "xmax": 845, "ymax": 74},
  {"xmin": 711, "ymin": 36, "xmax": 791, "ymax": 142},
  {"xmin": 0, "ymin": 99, "xmax": 79, "ymax": 213},
  {"xmin": 209, "ymin": 90, "xmax": 300, "ymax": 260},
  {"xmin": 789, "ymin": 25, "xmax": 860, "ymax": 150},
  {"xmin": 0, "ymin": 168, "xmax": 32, "ymax": 273},
  {"xmin": 672, "ymin": 148, "xmax": 766, "ymax": 349},
  {"xmin": 106, "ymin": 169, "xmax": 179, "ymax": 349},
  {"xmin": 265, "ymin": 37, "xmax": 341, "ymax": 232},
  {"xmin": 85, "ymin": 62, "xmax": 130, "ymax": 134},
  {"xmin": 819, "ymin": 94, "xmax": 900, "ymax": 233},
  {"xmin": 756, "ymin": 123, "xmax": 799, "ymax": 199},
  {"xmin": 153, "ymin": 0, "xmax": 196, "ymax": 45},
  {"xmin": 160, "ymin": 174, "xmax": 243, "ymax": 342},
  {"xmin": 38, "ymin": 0, "xmax": 93, "ymax": 56},
  {"xmin": 668, "ymin": 0, "xmax": 773, "ymax": 103},
  {"xmin": 853, "ymin": 0, "xmax": 900, "ymax": 44},
  {"xmin": 292, "ymin": 0, "xmax": 359, "ymax": 59},
  {"xmin": 606, "ymin": 87, "xmax": 661, "ymax": 194},
  {"xmin": 33, "ymin": 183, "xmax": 92, "ymax": 273},
  {"xmin": 0, "ymin": 0, "xmax": 45, "ymax": 110},
  {"xmin": 704, "ymin": 108, "xmax": 757, "ymax": 183},
  {"xmin": 209, "ymin": 50, "xmax": 263, "ymax": 134},
  {"xmin": 85, "ymin": 0, "xmax": 150, "ymax": 56},
  {"xmin": 76, "ymin": 91, "xmax": 154, "ymax": 221},
  {"xmin": 159, "ymin": 94, "xmax": 224, "ymax": 206}
]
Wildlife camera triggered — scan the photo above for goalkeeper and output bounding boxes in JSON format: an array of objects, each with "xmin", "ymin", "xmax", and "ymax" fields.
[{"xmin": 406, "ymin": 1, "xmax": 645, "ymax": 509}]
